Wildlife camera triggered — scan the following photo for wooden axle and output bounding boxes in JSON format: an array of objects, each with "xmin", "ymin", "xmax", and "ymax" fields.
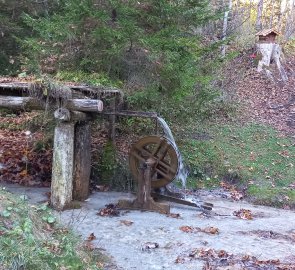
[{"xmin": 118, "ymin": 158, "xmax": 170, "ymax": 214}]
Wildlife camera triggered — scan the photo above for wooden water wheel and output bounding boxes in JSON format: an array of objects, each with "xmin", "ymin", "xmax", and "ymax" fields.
[{"xmin": 129, "ymin": 136, "xmax": 179, "ymax": 189}]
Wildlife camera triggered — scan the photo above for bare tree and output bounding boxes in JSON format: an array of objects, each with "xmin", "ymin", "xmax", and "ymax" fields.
[
  {"xmin": 278, "ymin": 0, "xmax": 286, "ymax": 32},
  {"xmin": 255, "ymin": 0, "xmax": 264, "ymax": 30},
  {"xmin": 269, "ymin": 0, "xmax": 275, "ymax": 28},
  {"xmin": 285, "ymin": 0, "xmax": 295, "ymax": 40},
  {"xmin": 221, "ymin": 0, "xmax": 233, "ymax": 57}
]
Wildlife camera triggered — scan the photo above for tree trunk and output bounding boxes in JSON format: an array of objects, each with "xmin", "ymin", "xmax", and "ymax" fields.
[
  {"xmin": 269, "ymin": 0, "xmax": 275, "ymax": 28},
  {"xmin": 51, "ymin": 122, "xmax": 75, "ymax": 210},
  {"xmin": 221, "ymin": 0, "xmax": 233, "ymax": 57},
  {"xmin": 72, "ymin": 121, "xmax": 91, "ymax": 201},
  {"xmin": 278, "ymin": 0, "xmax": 286, "ymax": 32},
  {"xmin": 257, "ymin": 43, "xmax": 288, "ymax": 82},
  {"xmin": 285, "ymin": 0, "xmax": 295, "ymax": 40},
  {"xmin": 255, "ymin": 0, "xmax": 264, "ymax": 31}
]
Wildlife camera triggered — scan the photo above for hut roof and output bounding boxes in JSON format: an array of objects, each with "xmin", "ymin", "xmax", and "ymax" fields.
[{"xmin": 255, "ymin": 28, "xmax": 280, "ymax": 37}]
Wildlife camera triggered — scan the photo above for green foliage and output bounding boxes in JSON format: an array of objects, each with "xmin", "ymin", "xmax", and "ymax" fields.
[
  {"xmin": 21, "ymin": 0, "xmax": 217, "ymax": 98},
  {"xmin": 0, "ymin": 189, "xmax": 101, "ymax": 270},
  {"xmin": 55, "ymin": 70, "xmax": 122, "ymax": 87},
  {"xmin": 97, "ymin": 140, "xmax": 117, "ymax": 185},
  {"xmin": 0, "ymin": 0, "xmax": 62, "ymax": 75}
]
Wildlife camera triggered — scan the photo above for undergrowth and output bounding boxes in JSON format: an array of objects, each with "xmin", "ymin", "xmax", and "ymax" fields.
[{"xmin": 0, "ymin": 189, "xmax": 102, "ymax": 270}]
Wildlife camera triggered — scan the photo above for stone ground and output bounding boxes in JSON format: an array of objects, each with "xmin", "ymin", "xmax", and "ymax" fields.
[{"xmin": 2, "ymin": 183, "xmax": 295, "ymax": 270}]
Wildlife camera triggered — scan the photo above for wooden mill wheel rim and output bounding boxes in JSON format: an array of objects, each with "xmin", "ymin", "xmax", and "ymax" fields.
[{"xmin": 129, "ymin": 136, "xmax": 179, "ymax": 189}]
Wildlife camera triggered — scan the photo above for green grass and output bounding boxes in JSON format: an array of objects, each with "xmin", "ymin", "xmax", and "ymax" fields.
[
  {"xmin": 0, "ymin": 189, "xmax": 102, "ymax": 270},
  {"xmin": 178, "ymin": 122, "xmax": 295, "ymax": 207}
]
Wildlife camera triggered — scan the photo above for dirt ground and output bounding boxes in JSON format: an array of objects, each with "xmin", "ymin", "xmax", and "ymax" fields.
[{"xmin": 2, "ymin": 183, "xmax": 295, "ymax": 270}]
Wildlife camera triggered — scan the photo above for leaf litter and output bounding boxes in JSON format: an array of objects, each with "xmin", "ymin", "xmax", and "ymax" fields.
[
  {"xmin": 97, "ymin": 204, "xmax": 120, "ymax": 217},
  {"xmin": 179, "ymin": 226, "xmax": 219, "ymax": 235},
  {"xmin": 175, "ymin": 248, "xmax": 295, "ymax": 269}
]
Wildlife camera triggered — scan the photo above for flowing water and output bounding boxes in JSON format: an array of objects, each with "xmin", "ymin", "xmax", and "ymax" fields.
[{"xmin": 156, "ymin": 117, "xmax": 188, "ymax": 188}]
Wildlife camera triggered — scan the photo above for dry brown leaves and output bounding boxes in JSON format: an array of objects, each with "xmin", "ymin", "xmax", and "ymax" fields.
[
  {"xmin": 0, "ymin": 113, "xmax": 52, "ymax": 186},
  {"xmin": 97, "ymin": 204, "xmax": 120, "ymax": 217},
  {"xmin": 233, "ymin": 208, "xmax": 253, "ymax": 220},
  {"xmin": 179, "ymin": 226, "xmax": 219, "ymax": 235},
  {"xmin": 220, "ymin": 181, "xmax": 244, "ymax": 201},
  {"xmin": 233, "ymin": 55, "xmax": 295, "ymax": 135},
  {"xmin": 120, "ymin": 220, "xmax": 133, "ymax": 226},
  {"xmin": 87, "ymin": 233, "xmax": 97, "ymax": 241},
  {"xmin": 167, "ymin": 213, "xmax": 181, "ymax": 219},
  {"xmin": 44, "ymin": 241, "xmax": 61, "ymax": 254},
  {"xmin": 141, "ymin": 242, "xmax": 159, "ymax": 252},
  {"xmin": 175, "ymin": 248, "xmax": 295, "ymax": 269},
  {"xmin": 82, "ymin": 233, "xmax": 97, "ymax": 251}
]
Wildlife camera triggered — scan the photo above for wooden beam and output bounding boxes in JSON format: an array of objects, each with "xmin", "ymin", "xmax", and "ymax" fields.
[
  {"xmin": 0, "ymin": 82, "xmax": 122, "ymax": 97},
  {"xmin": 0, "ymin": 96, "xmax": 103, "ymax": 112}
]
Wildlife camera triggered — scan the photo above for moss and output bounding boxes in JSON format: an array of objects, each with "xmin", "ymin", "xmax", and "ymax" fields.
[{"xmin": 99, "ymin": 140, "xmax": 117, "ymax": 185}]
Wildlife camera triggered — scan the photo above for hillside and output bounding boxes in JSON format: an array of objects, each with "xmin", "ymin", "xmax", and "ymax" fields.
[{"xmin": 233, "ymin": 53, "xmax": 295, "ymax": 135}]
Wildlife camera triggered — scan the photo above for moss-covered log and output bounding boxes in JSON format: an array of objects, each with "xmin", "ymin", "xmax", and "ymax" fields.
[{"xmin": 0, "ymin": 96, "xmax": 103, "ymax": 112}]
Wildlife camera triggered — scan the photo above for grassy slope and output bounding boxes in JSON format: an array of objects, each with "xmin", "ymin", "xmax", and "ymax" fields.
[
  {"xmin": 178, "ymin": 121, "xmax": 295, "ymax": 208},
  {"xmin": 0, "ymin": 189, "xmax": 102, "ymax": 270}
]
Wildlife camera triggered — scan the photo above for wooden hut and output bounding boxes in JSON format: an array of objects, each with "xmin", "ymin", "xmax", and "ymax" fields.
[{"xmin": 255, "ymin": 29, "xmax": 279, "ymax": 43}]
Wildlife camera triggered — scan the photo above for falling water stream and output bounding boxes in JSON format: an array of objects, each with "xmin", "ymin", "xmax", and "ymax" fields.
[{"xmin": 156, "ymin": 117, "xmax": 188, "ymax": 188}]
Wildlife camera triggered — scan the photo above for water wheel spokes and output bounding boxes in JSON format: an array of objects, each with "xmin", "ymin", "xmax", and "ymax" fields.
[{"xmin": 129, "ymin": 136, "xmax": 179, "ymax": 188}]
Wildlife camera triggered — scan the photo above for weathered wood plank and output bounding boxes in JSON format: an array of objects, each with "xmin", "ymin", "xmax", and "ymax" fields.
[
  {"xmin": 0, "ymin": 82, "xmax": 121, "ymax": 97},
  {"xmin": 72, "ymin": 121, "xmax": 91, "ymax": 200},
  {"xmin": 0, "ymin": 96, "xmax": 103, "ymax": 112},
  {"xmin": 51, "ymin": 122, "xmax": 75, "ymax": 210}
]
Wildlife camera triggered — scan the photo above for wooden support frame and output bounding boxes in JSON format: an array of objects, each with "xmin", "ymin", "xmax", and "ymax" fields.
[{"xmin": 0, "ymin": 93, "xmax": 103, "ymax": 210}]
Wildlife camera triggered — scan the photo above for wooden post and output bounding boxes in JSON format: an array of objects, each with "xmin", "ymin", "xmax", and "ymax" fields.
[
  {"xmin": 118, "ymin": 158, "xmax": 170, "ymax": 214},
  {"xmin": 73, "ymin": 121, "xmax": 91, "ymax": 201},
  {"xmin": 51, "ymin": 121, "xmax": 75, "ymax": 210},
  {"xmin": 108, "ymin": 97, "xmax": 116, "ymax": 140}
]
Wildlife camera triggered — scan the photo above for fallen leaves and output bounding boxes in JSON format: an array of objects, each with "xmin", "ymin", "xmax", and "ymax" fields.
[
  {"xmin": 97, "ymin": 204, "xmax": 120, "ymax": 217},
  {"xmin": 179, "ymin": 226, "xmax": 219, "ymax": 235},
  {"xmin": 179, "ymin": 225, "xmax": 194, "ymax": 233},
  {"xmin": 0, "ymin": 127, "xmax": 52, "ymax": 185},
  {"xmin": 220, "ymin": 181, "xmax": 244, "ymax": 201},
  {"xmin": 175, "ymin": 248, "xmax": 230, "ymax": 264},
  {"xmin": 120, "ymin": 220, "xmax": 133, "ymax": 226},
  {"xmin": 233, "ymin": 209, "xmax": 253, "ymax": 220},
  {"xmin": 87, "ymin": 233, "xmax": 96, "ymax": 241},
  {"xmin": 175, "ymin": 248, "xmax": 295, "ymax": 269},
  {"xmin": 83, "ymin": 232, "xmax": 97, "ymax": 251},
  {"xmin": 167, "ymin": 213, "xmax": 181, "ymax": 219},
  {"xmin": 202, "ymin": 227, "xmax": 219, "ymax": 235},
  {"xmin": 141, "ymin": 242, "xmax": 159, "ymax": 252}
]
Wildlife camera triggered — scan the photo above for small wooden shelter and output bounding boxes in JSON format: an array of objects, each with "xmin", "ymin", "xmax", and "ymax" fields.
[{"xmin": 255, "ymin": 29, "xmax": 279, "ymax": 43}]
